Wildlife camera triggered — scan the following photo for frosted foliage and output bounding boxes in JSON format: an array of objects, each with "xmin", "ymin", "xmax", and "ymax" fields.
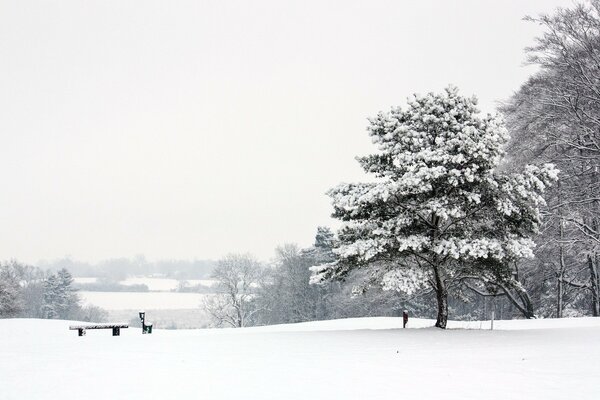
[
  {"xmin": 333, "ymin": 238, "xmax": 391, "ymax": 261},
  {"xmin": 311, "ymin": 87, "xmax": 557, "ymax": 288},
  {"xmin": 365, "ymin": 86, "xmax": 509, "ymax": 190},
  {"xmin": 331, "ymin": 235, "xmax": 428, "ymax": 262},
  {"xmin": 433, "ymin": 237, "xmax": 535, "ymax": 260},
  {"xmin": 309, "ymin": 262, "xmax": 336, "ymax": 285},
  {"xmin": 396, "ymin": 235, "xmax": 429, "ymax": 252},
  {"xmin": 381, "ymin": 268, "xmax": 427, "ymax": 295}
]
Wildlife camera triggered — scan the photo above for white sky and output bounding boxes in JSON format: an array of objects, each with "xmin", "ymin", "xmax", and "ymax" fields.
[{"xmin": 0, "ymin": 0, "xmax": 574, "ymax": 264}]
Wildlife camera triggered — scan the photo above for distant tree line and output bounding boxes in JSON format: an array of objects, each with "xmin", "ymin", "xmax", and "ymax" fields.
[
  {"xmin": 500, "ymin": 0, "xmax": 600, "ymax": 318},
  {"xmin": 0, "ymin": 261, "xmax": 107, "ymax": 322}
]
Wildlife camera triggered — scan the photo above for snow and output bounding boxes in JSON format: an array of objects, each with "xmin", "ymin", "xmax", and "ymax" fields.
[
  {"xmin": 79, "ymin": 291, "xmax": 207, "ymax": 310},
  {"xmin": 1, "ymin": 317, "xmax": 599, "ymax": 399}
]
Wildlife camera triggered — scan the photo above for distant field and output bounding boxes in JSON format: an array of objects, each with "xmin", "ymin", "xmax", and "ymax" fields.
[
  {"xmin": 185, "ymin": 279, "xmax": 216, "ymax": 287},
  {"xmin": 79, "ymin": 291, "xmax": 208, "ymax": 310},
  {"xmin": 119, "ymin": 277, "xmax": 216, "ymax": 291},
  {"xmin": 75, "ymin": 276, "xmax": 217, "ymax": 327},
  {"xmin": 74, "ymin": 277, "xmax": 218, "ymax": 291},
  {"xmin": 119, "ymin": 277, "xmax": 182, "ymax": 291}
]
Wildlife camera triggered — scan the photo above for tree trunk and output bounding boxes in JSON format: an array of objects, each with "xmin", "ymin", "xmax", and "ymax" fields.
[
  {"xmin": 500, "ymin": 282, "xmax": 535, "ymax": 319},
  {"xmin": 557, "ymin": 180, "xmax": 565, "ymax": 318},
  {"xmin": 589, "ymin": 165, "xmax": 599, "ymax": 316},
  {"xmin": 557, "ymin": 275, "xmax": 564, "ymax": 318},
  {"xmin": 432, "ymin": 266, "xmax": 448, "ymax": 329},
  {"xmin": 588, "ymin": 254, "xmax": 600, "ymax": 317},
  {"xmin": 557, "ymin": 239, "xmax": 565, "ymax": 318},
  {"xmin": 430, "ymin": 212, "xmax": 448, "ymax": 329},
  {"xmin": 515, "ymin": 286, "xmax": 535, "ymax": 319}
]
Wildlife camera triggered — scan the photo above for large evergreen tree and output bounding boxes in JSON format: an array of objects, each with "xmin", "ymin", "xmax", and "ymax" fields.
[{"xmin": 311, "ymin": 87, "xmax": 557, "ymax": 328}]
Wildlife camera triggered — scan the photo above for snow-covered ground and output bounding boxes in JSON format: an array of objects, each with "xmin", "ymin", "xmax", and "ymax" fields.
[{"xmin": 1, "ymin": 317, "xmax": 599, "ymax": 400}]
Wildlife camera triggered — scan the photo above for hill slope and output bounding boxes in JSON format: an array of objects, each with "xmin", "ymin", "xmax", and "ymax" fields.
[{"xmin": 1, "ymin": 317, "xmax": 599, "ymax": 399}]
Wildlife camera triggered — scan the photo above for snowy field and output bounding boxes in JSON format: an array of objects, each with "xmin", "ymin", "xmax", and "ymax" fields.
[
  {"xmin": 78, "ymin": 291, "xmax": 207, "ymax": 310},
  {"xmin": 120, "ymin": 277, "xmax": 180, "ymax": 291},
  {"xmin": 119, "ymin": 277, "xmax": 216, "ymax": 291},
  {"xmin": 73, "ymin": 277, "xmax": 217, "ymax": 291},
  {"xmin": 1, "ymin": 317, "xmax": 599, "ymax": 400}
]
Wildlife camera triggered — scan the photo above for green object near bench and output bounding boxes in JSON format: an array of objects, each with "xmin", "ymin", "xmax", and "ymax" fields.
[{"xmin": 139, "ymin": 311, "xmax": 153, "ymax": 334}]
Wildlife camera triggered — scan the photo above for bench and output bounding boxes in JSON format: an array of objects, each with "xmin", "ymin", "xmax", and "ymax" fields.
[{"xmin": 69, "ymin": 324, "xmax": 129, "ymax": 336}]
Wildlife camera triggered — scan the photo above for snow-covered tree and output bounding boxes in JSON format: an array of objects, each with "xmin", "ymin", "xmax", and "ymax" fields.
[
  {"xmin": 0, "ymin": 271, "xmax": 21, "ymax": 318},
  {"xmin": 503, "ymin": 1, "xmax": 600, "ymax": 317},
  {"xmin": 311, "ymin": 87, "xmax": 557, "ymax": 328},
  {"xmin": 204, "ymin": 254, "xmax": 264, "ymax": 328},
  {"xmin": 41, "ymin": 274, "xmax": 59, "ymax": 319},
  {"xmin": 41, "ymin": 268, "xmax": 80, "ymax": 319},
  {"xmin": 254, "ymin": 238, "xmax": 336, "ymax": 326}
]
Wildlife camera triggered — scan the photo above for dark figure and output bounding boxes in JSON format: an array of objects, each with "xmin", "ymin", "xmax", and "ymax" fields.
[{"xmin": 403, "ymin": 310, "xmax": 408, "ymax": 328}]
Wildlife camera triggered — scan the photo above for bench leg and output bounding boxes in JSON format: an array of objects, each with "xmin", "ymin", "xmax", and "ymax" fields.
[
  {"xmin": 78, "ymin": 329, "xmax": 85, "ymax": 336},
  {"xmin": 112, "ymin": 327, "xmax": 120, "ymax": 336}
]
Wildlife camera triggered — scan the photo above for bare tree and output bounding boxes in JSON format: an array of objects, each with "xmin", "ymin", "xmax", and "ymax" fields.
[
  {"xmin": 203, "ymin": 254, "xmax": 264, "ymax": 328},
  {"xmin": 503, "ymin": 1, "xmax": 600, "ymax": 316},
  {"xmin": 254, "ymin": 243, "xmax": 331, "ymax": 325}
]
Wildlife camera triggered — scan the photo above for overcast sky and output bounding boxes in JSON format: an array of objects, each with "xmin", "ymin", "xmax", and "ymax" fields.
[{"xmin": 0, "ymin": 0, "xmax": 574, "ymax": 264}]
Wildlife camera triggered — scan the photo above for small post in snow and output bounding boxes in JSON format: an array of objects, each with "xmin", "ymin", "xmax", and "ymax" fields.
[
  {"xmin": 490, "ymin": 297, "xmax": 496, "ymax": 331},
  {"xmin": 403, "ymin": 310, "xmax": 408, "ymax": 328}
]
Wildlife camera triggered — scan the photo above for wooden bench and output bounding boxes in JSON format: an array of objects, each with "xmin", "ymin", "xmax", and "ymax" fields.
[{"xmin": 69, "ymin": 324, "xmax": 129, "ymax": 336}]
